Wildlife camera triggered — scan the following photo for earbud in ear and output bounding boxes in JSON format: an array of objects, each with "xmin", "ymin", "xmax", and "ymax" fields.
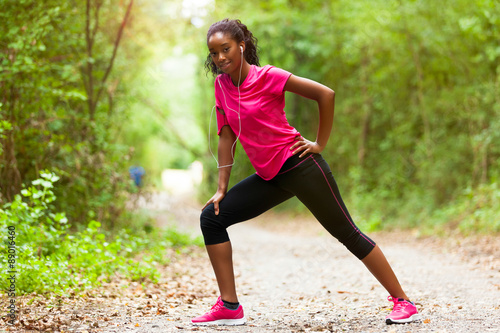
[{"xmin": 240, "ymin": 46, "xmax": 243, "ymax": 53}]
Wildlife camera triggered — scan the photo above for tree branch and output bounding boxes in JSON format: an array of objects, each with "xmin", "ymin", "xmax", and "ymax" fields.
[
  {"xmin": 91, "ymin": 0, "xmax": 103, "ymax": 44},
  {"xmin": 85, "ymin": 0, "xmax": 95, "ymax": 119},
  {"xmin": 95, "ymin": 0, "xmax": 133, "ymax": 109},
  {"xmin": 139, "ymin": 97, "xmax": 199, "ymax": 156}
]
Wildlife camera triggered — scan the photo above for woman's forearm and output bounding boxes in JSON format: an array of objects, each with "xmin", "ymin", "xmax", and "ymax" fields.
[{"xmin": 316, "ymin": 90, "xmax": 335, "ymax": 150}]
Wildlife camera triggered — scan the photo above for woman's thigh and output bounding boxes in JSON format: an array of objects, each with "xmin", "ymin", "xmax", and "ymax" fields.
[{"xmin": 205, "ymin": 173, "xmax": 294, "ymax": 229}]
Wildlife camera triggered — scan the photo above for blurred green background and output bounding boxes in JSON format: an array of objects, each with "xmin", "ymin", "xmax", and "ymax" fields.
[{"xmin": 1, "ymin": 0, "xmax": 499, "ymax": 235}]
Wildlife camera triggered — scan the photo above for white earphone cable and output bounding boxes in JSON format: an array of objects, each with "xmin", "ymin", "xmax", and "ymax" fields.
[{"xmin": 208, "ymin": 48, "xmax": 243, "ymax": 168}]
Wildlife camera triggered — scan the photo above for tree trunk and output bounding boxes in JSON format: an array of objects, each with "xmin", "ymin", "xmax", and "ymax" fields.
[{"xmin": 358, "ymin": 52, "xmax": 372, "ymax": 175}]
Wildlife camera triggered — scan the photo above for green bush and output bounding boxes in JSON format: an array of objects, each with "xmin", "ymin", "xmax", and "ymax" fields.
[
  {"xmin": 0, "ymin": 171, "xmax": 202, "ymax": 295},
  {"xmin": 345, "ymin": 181, "xmax": 500, "ymax": 235},
  {"xmin": 427, "ymin": 182, "xmax": 500, "ymax": 235}
]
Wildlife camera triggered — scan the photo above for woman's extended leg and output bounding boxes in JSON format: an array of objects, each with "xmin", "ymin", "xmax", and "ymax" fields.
[
  {"xmin": 276, "ymin": 154, "xmax": 411, "ymax": 299},
  {"xmin": 274, "ymin": 153, "xmax": 419, "ymax": 324},
  {"xmin": 361, "ymin": 245, "xmax": 408, "ymax": 300}
]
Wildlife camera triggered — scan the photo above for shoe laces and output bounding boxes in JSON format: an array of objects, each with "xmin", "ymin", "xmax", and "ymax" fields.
[
  {"xmin": 389, "ymin": 296, "xmax": 410, "ymax": 312},
  {"xmin": 209, "ymin": 300, "xmax": 224, "ymax": 313},
  {"xmin": 393, "ymin": 301, "xmax": 408, "ymax": 312}
]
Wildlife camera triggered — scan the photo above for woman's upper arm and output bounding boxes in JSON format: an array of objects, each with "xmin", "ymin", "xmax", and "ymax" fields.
[
  {"xmin": 219, "ymin": 124, "xmax": 236, "ymax": 141},
  {"xmin": 284, "ymin": 74, "xmax": 335, "ymax": 101}
]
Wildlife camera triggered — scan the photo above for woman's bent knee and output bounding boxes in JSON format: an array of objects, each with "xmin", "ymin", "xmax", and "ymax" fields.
[{"xmin": 200, "ymin": 204, "xmax": 230, "ymax": 245}]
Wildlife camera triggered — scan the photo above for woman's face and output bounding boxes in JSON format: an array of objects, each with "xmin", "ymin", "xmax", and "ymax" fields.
[{"xmin": 207, "ymin": 32, "xmax": 244, "ymax": 74}]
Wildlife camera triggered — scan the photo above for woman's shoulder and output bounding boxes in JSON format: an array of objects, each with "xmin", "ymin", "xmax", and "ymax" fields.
[
  {"xmin": 254, "ymin": 64, "xmax": 279, "ymax": 72},
  {"xmin": 254, "ymin": 64, "xmax": 291, "ymax": 78}
]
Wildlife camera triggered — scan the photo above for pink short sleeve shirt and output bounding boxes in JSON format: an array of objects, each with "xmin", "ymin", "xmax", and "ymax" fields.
[{"xmin": 214, "ymin": 65, "xmax": 300, "ymax": 180}]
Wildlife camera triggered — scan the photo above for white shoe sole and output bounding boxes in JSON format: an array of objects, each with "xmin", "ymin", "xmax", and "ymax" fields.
[
  {"xmin": 386, "ymin": 313, "xmax": 421, "ymax": 324},
  {"xmin": 192, "ymin": 317, "xmax": 247, "ymax": 326}
]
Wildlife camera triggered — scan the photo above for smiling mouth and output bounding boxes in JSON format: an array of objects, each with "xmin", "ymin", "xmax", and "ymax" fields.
[{"xmin": 219, "ymin": 62, "xmax": 230, "ymax": 70}]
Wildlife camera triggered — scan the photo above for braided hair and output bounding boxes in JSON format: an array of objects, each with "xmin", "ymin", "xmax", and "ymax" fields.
[{"xmin": 205, "ymin": 19, "xmax": 260, "ymax": 76}]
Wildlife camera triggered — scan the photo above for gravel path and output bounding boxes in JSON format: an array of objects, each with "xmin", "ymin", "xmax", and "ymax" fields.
[{"xmin": 104, "ymin": 193, "xmax": 499, "ymax": 333}]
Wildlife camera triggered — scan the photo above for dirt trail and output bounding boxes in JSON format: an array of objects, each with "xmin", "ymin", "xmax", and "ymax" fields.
[{"xmin": 105, "ymin": 193, "xmax": 499, "ymax": 333}]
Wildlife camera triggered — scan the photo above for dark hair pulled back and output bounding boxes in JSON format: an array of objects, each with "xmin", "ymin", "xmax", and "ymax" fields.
[{"xmin": 205, "ymin": 19, "xmax": 260, "ymax": 76}]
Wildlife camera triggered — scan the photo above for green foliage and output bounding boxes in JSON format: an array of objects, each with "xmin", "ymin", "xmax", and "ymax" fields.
[
  {"xmin": 428, "ymin": 182, "xmax": 500, "ymax": 234},
  {"xmin": 0, "ymin": 172, "xmax": 201, "ymax": 295},
  {"xmin": 0, "ymin": 115, "xmax": 11, "ymax": 157},
  {"xmin": 0, "ymin": 0, "xmax": 140, "ymax": 227},
  {"xmin": 1, "ymin": 0, "xmax": 498, "ymax": 237}
]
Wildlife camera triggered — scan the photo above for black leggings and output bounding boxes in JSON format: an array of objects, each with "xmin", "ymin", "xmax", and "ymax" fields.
[{"xmin": 200, "ymin": 153, "xmax": 376, "ymax": 260}]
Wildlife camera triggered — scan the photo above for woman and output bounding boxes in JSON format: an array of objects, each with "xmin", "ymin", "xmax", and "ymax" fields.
[{"xmin": 192, "ymin": 18, "xmax": 420, "ymax": 326}]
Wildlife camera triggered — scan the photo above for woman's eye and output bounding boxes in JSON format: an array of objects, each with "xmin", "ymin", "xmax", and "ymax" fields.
[{"xmin": 224, "ymin": 47, "xmax": 229, "ymax": 52}]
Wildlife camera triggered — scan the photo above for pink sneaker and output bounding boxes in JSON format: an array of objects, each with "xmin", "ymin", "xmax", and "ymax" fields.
[
  {"xmin": 386, "ymin": 296, "xmax": 421, "ymax": 324},
  {"xmin": 191, "ymin": 297, "xmax": 246, "ymax": 326}
]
